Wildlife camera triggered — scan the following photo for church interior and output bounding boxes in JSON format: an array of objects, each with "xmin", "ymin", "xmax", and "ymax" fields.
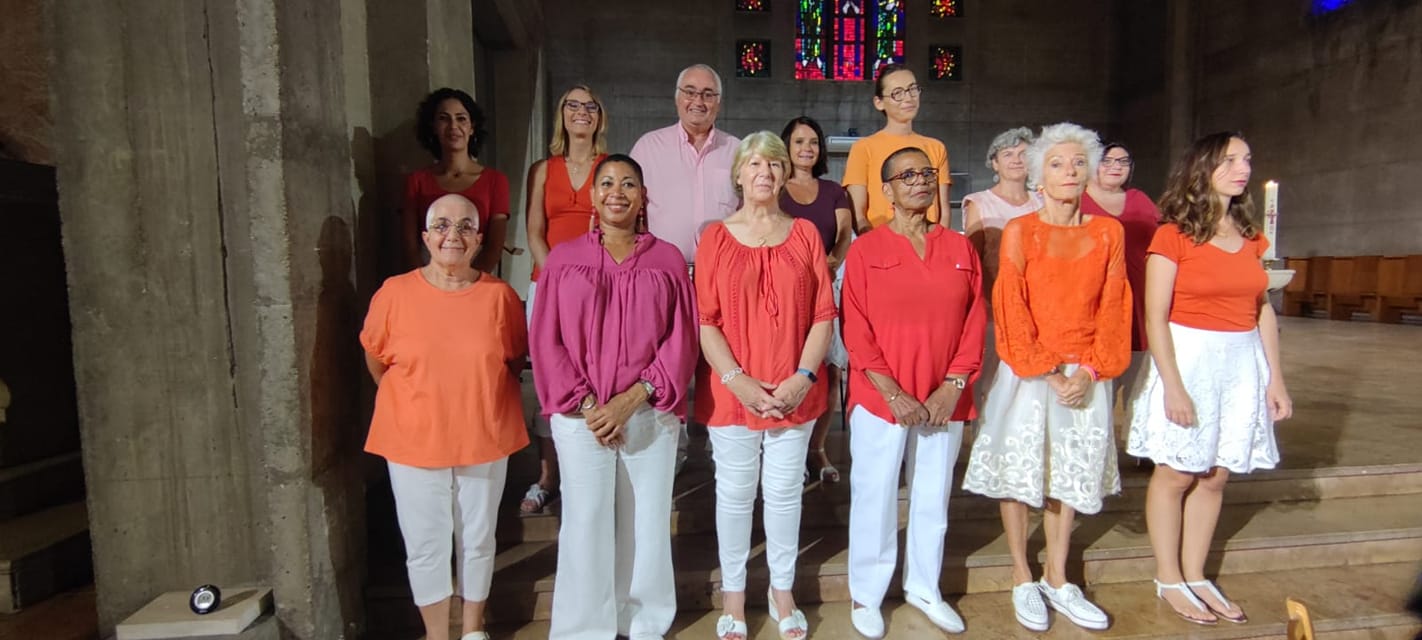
[{"xmin": 2, "ymin": 0, "xmax": 1421, "ymax": 638}]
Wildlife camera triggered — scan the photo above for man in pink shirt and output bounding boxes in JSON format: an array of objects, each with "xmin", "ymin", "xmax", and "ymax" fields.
[
  {"xmin": 631, "ymin": 63, "xmax": 740, "ymax": 473},
  {"xmin": 631, "ymin": 63, "xmax": 741, "ymax": 264}
]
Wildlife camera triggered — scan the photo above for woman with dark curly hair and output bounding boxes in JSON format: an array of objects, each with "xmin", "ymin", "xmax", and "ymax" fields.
[
  {"xmin": 402, "ymin": 88, "xmax": 509, "ymax": 273},
  {"xmin": 1128, "ymin": 132, "xmax": 1291, "ymax": 626}
]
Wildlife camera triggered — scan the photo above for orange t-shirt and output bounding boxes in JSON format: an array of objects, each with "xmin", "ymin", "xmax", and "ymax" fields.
[
  {"xmin": 693, "ymin": 219, "xmax": 838, "ymax": 430},
  {"xmin": 361, "ymin": 270, "xmax": 529, "ymax": 467},
  {"xmin": 841, "ymin": 130, "xmax": 952, "ymax": 228},
  {"xmin": 993, "ymin": 213, "xmax": 1132, "ymax": 379},
  {"xmin": 1148, "ymin": 223, "xmax": 1269, "ymax": 331},
  {"xmin": 532, "ymin": 154, "xmax": 605, "ymax": 281}
]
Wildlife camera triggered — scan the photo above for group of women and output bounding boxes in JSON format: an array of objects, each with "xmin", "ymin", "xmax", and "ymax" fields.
[{"xmin": 360, "ymin": 63, "xmax": 1292, "ymax": 640}]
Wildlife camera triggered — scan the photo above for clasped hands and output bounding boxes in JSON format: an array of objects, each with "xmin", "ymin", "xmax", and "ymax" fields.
[
  {"xmin": 727, "ymin": 370, "xmax": 813, "ymax": 420},
  {"xmin": 581, "ymin": 386, "xmax": 648, "ymax": 448},
  {"xmin": 886, "ymin": 381, "xmax": 962, "ymax": 428},
  {"xmin": 1046, "ymin": 368, "xmax": 1094, "ymax": 409}
]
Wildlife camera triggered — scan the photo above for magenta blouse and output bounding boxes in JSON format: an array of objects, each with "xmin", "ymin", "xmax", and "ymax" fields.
[{"xmin": 530, "ymin": 230, "xmax": 699, "ymax": 418}]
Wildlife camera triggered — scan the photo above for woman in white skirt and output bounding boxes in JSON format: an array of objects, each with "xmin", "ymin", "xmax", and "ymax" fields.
[
  {"xmin": 1127, "ymin": 132, "xmax": 1292, "ymax": 626},
  {"xmin": 962, "ymin": 123, "xmax": 1132, "ymax": 633}
]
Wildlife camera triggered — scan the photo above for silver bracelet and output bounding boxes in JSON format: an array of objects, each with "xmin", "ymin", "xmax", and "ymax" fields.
[{"xmin": 720, "ymin": 367, "xmax": 744, "ymax": 385}]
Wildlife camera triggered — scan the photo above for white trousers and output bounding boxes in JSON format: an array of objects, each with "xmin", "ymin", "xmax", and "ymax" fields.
[
  {"xmin": 847, "ymin": 406, "xmax": 964, "ymax": 609},
  {"xmin": 548, "ymin": 408, "xmax": 679, "ymax": 640},
  {"xmin": 387, "ymin": 458, "xmax": 508, "ymax": 606},
  {"xmin": 708, "ymin": 422, "xmax": 813, "ymax": 592}
]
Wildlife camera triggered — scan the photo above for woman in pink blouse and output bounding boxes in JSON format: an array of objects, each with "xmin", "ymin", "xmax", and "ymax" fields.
[{"xmin": 530, "ymin": 154, "xmax": 699, "ymax": 640}]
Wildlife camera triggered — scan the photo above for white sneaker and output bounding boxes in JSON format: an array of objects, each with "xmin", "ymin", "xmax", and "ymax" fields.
[
  {"xmin": 1012, "ymin": 582, "xmax": 1049, "ymax": 631},
  {"xmin": 850, "ymin": 604, "xmax": 885, "ymax": 638},
  {"xmin": 1039, "ymin": 579, "xmax": 1110, "ymax": 630},
  {"xmin": 906, "ymin": 592, "xmax": 965, "ymax": 633}
]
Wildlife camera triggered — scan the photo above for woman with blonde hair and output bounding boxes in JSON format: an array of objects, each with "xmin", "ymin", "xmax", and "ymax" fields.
[{"xmin": 520, "ymin": 84, "xmax": 610, "ymax": 514}]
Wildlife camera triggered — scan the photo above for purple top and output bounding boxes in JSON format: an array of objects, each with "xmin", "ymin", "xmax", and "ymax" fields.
[
  {"xmin": 779, "ymin": 178, "xmax": 848, "ymax": 255},
  {"xmin": 530, "ymin": 230, "xmax": 700, "ymax": 418}
]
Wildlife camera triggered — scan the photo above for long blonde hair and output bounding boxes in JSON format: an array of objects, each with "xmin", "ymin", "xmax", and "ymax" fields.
[{"xmin": 549, "ymin": 84, "xmax": 608, "ymax": 157}]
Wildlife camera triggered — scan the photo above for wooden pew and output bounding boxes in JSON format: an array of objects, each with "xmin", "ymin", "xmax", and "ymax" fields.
[
  {"xmin": 1282, "ymin": 257, "xmax": 1310, "ymax": 317},
  {"xmin": 1377, "ymin": 255, "xmax": 1422, "ymax": 323},
  {"xmin": 1325, "ymin": 255, "xmax": 1381, "ymax": 321},
  {"xmin": 1304, "ymin": 256, "xmax": 1333, "ymax": 318}
]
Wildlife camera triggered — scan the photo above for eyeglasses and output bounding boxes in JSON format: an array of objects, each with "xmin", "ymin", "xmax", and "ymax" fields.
[
  {"xmin": 1101, "ymin": 156, "xmax": 1133, "ymax": 167},
  {"xmin": 563, "ymin": 99, "xmax": 601, "ymax": 114},
  {"xmin": 678, "ymin": 87, "xmax": 721, "ymax": 103},
  {"xmin": 888, "ymin": 167, "xmax": 939, "ymax": 185},
  {"xmin": 884, "ymin": 84, "xmax": 923, "ymax": 102},
  {"xmin": 428, "ymin": 219, "xmax": 478, "ymax": 236}
]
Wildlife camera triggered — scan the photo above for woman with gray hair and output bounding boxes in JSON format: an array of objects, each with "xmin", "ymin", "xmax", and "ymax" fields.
[
  {"xmin": 962, "ymin": 123, "xmax": 1131, "ymax": 633},
  {"xmin": 961, "ymin": 126, "xmax": 1043, "ymax": 406}
]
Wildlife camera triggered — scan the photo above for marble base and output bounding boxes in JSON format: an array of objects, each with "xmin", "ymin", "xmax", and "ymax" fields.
[{"xmin": 115, "ymin": 588, "xmax": 270, "ymax": 640}]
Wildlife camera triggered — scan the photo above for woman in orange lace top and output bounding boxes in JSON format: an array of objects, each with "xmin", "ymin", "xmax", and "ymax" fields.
[{"xmin": 962, "ymin": 123, "xmax": 1131, "ymax": 634}]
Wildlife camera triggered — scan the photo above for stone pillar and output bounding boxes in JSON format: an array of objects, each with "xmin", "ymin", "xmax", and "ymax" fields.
[
  {"xmin": 1166, "ymin": 0, "xmax": 1197, "ymax": 161},
  {"xmin": 49, "ymin": 0, "xmax": 366, "ymax": 636}
]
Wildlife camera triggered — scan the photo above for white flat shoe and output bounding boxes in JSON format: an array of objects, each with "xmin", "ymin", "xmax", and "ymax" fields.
[
  {"xmin": 1011, "ymin": 581, "xmax": 1049, "ymax": 631},
  {"xmin": 850, "ymin": 603, "xmax": 885, "ymax": 638},
  {"xmin": 460, "ymin": 633, "xmax": 490, "ymax": 640},
  {"xmin": 1039, "ymin": 579, "xmax": 1110, "ymax": 630},
  {"xmin": 906, "ymin": 592, "xmax": 965, "ymax": 633}
]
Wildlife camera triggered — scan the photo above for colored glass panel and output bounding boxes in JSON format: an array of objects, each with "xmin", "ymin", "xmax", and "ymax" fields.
[
  {"xmin": 737, "ymin": 40, "xmax": 771, "ymax": 78},
  {"xmin": 872, "ymin": 0, "xmax": 905, "ymax": 76},
  {"xmin": 737, "ymin": 0, "xmax": 770, "ymax": 11},
  {"xmin": 930, "ymin": 44, "xmax": 961, "ymax": 81},
  {"xmin": 930, "ymin": 0, "xmax": 961, "ymax": 18},
  {"xmin": 795, "ymin": 0, "xmax": 826, "ymax": 79},
  {"xmin": 830, "ymin": 0, "xmax": 866, "ymax": 80}
]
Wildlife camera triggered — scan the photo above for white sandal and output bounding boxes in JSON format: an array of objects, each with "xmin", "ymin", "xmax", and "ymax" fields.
[
  {"xmin": 1186, "ymin": 579, "xmax": 1248, "ymax": 623},
  {"xmin": 767, "ymin": 588, "xmax": 810, "ymax": 639},
  {"xmin": 1154, "ymin": 580, "xmax": 1217, "ymax": 626},
  {"xmin": 715, "ymin": 613, "xmax": 748, "ymax": 640}
]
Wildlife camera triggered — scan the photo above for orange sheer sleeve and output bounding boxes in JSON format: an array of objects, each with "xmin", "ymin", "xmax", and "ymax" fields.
[
  {"xmin": 992, "ymin": 219, "xmax": 1063, "ymax": 376},
  {"xmin": 1084, "ymin": 222, "xmax": 1132, "ymax": 378}
]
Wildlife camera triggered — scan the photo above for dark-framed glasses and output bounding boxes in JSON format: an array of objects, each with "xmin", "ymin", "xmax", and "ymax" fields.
[
  {"xmin": 888, "ymin": 167, "xmax": 939, "ymax": 186},
  {"xmin": 563, "ymin": 99, "xmax": 601, "ymax": 114},
  {"xmin": 429, "ymin": 219, "xmax": 478, "ymax": 236},
  {"xmin": 1101, "ymin": 156, "xmax": 1134, "ymax": 167},
  {"xmin": 678, "ymin": 87, "xmax": 721, "ymax": 103},
  {"xmin": 887, "ymin": 84, "xmax": 923, "ymax": 102}
]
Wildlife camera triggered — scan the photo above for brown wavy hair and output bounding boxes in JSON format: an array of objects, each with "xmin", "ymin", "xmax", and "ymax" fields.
[{"xmin": 1157, "ymin": 132, "xmax": 1259, "ymax": 244}]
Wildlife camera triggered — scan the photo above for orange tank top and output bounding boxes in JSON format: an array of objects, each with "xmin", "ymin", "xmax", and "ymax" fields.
[{"xmin": 534, "ymin": 154, "xmax": 605, "ymax": 280}]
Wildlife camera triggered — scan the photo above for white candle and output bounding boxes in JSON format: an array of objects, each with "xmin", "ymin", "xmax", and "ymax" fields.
[{"xmin": 1262, "ymin": 180, "xmax": 1279, "ymax": 261}]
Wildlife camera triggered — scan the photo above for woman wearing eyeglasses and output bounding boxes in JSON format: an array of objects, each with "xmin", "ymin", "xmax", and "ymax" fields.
[
  {"xmin": 520, "ymin": 84, "xmax": 611, "ymax": 515},
  {"xmin": 842, "ymin": 64, "xmax": 952, "ymax": 233},
  {"xmin": 962, "ymin": 123, "xmax": 1131, "ymax": 633},
  {"xmin": 403, "ymin": 88, "xmax": 509, "ymax": 273},
  {"xmin": 1082, "ymin": 143, "xmax": 1162, "ymax": 417},
  {"xmin": 362, "ymin": 193, "xmax": 528, "ymax": 640}
]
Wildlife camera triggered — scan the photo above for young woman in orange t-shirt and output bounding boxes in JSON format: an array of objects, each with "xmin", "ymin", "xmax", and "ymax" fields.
[{"xmin": 1127, "ymin": 133, "xmax": 1293, "ymax": 626}]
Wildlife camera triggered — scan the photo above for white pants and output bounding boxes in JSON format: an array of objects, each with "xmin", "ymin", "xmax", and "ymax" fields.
[
  {"xmin": 548, "ymin": 408, "xmax": 679, "ymax": 640},
  {"xmin": 387, "ymin": 458, "xmax": 508, "ymax": 606},
  {"xmin": 847, "ymin": 406, "xmax": 964, "ymax": 609},
  {"xmin": 708, "ymin": 422, "xmax": 813, "ymax": 592}
]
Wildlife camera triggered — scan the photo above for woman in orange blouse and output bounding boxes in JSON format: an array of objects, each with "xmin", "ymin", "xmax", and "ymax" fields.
[
  {"xmin": 361, "ymin": 193, "xmax": 528, "ymax": 640},
  {"xmin": 962, "ymin": 123, "xmax": 1131, "ymax": 633},
  {"xmin": 1127, "ymin": 133, "xmax": 1291, "ymax": 625},
  {"xmin": 519, "ymin": 84, "xmax": 610, "ymax": 515},
  {"xmin": 695, "ymin": 132, "xmax": 836, "ymax": 640}
]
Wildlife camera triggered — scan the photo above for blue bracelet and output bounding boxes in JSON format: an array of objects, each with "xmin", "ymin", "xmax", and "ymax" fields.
[{"xmin": 796, "ymin": 367, "xmax": 818, "ymax": 383}]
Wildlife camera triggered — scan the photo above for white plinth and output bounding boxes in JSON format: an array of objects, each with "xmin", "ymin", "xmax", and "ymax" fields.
[
  {"xmin": 1267, "ymin": 269, "xmax": 1296, "ymax": 291},
  {"xmin": 116, "ymin": 587, "xmax": 271, "ymax": 640}
]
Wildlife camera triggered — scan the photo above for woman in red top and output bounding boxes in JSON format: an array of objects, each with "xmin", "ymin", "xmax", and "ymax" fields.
[
  {"xmin": 1128, "ymin": 133, "xmax": 1292, "ymax": 626},
  {"xmin": 695, "ymin": 132, "xmax": 836, "ymax": 640},
  {"xmin": 962, "ymin": 123, "xmax": 1130, "ymax": 633},
  {"xmin": 1082, "ymin": 142, "xmax": 1163, "ymax": 416},
  {"xmin": 840, "ymin": 147, "xmax": 985, "ymax": 638},
  {"xmin": 402, "ymin": 88, "xmax": 510, "ymax": 273},
  {"xmin": 518, "ymin": 84, "xmax": 610, "ymax": 514}
]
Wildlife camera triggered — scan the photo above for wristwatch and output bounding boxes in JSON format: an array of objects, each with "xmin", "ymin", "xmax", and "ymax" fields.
[
  {"xmin": 796, "ymin": 367, "xmax": 818, "ymax": 383},
  {"xmin": 945, "ymin": 376, "xmax": 967, "ymax": 390},
  {"xmin": 639, "ymin": 379, "xmax": 656, "ymax": 400},
  {"xmin": 579, "ymin": 394, "xmax": 596, "ymax": 411}
]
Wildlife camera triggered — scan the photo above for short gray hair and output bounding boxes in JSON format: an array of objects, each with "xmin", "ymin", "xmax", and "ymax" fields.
[
  {"xmin": 425, "ymin": 193, "xmax": 480, "ymax": 229},
  {"xmin": 674, "ymin": 63, "xmax": 723, "ymax": 97},
  {"xmin": 1025, "ymin": 122, "xmax": 1103, "ymax": 190},
  {"xmin": 985, "ymin": 126, "xmax": 1035, "ymax": 170}
]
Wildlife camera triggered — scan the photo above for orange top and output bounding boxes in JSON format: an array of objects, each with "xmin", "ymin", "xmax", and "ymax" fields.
[
  {"xmin": 361, "ymin": 270, "xmax": 529, "ymax": 467},
  {"xmin": 533, "ymin": 154, "xmax": 606, "ymax": 281},
  {"xmin": 994, "ymin": 213, "xmax": 1132, "ymax": 379},
  {"xmin": 841, "ymin": 130, "xmax": 952, "ymax": 228},
  {"xmin": 693, "ymin": 219, "xmax": 838, "ymax": 429},
  {"xmin": 1148, "ymin": 223, "xmax": 1270, "ymax": 331}
]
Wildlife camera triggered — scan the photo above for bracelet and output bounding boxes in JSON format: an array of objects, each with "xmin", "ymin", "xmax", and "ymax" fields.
[
  {"xmin": 1079, "ymin": 365, "xmax": 1100, "ymax": 381},
  {"xmin": 639, "ymin": 379, "xmax": 656, "ymax": 399},
  {"xmin": 795, "ymin": 367, "xmax": 818, "ymax": 383},
  {"xmin": 885, "ymin": 389, "xmax": 902, "ymax": 403},
  {"xmin": 720, "ymin": 367, "xmax": 744, "ymax": 385}
]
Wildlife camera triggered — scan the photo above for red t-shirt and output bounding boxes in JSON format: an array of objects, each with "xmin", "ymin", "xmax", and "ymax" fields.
[
  {"xmin": 1148, "ymin": 223, "xmax": 1269, "ymax": 332},
  {"xmin": 403, "ymin": 166, "xmax": 511, "ymax": 230}
]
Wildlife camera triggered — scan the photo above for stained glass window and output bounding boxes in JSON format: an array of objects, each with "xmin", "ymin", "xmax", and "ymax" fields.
[
  {"xmin": 737, "ymin": 0, "xmax": 769, "ymax": 12},
  {"xmin": 736, "ymin": 40, "xmax": 771, "ymax": 78},
  {"xmin": 795, "ymin": 0, "xmax": 903, "ymax": 81},
  {"xmin": 929, "ymin": 44, "xmax": 961, "ymax": 81},
  {"xmin": 929, "ymin": 0, "xmax": 961, "ymax": 18},
  {"xmin": 1311, "ymin": 0, "xmax": 1352, "ymax": 14}
]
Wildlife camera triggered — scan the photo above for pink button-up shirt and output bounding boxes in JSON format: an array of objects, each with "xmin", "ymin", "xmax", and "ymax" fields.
[
  {"xmin": 631, "ymin": 123, "xmax": 741, "ymax": 263},
  {"xmin": 530, "ymin": 231, "xmax": 699, "ymax": 417}
]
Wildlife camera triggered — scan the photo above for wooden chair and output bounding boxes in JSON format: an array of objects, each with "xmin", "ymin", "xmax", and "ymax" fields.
[
  {"xmin": 1378, "ymin": 255, "xmax": 1422, "ymax": 323},
  {"xmin": 1286, "ymin": 597, "xmax": 1315, "ymax": 640},
  {"xmin": 1305, "ymin": 256, "xmax": 1334, "ymax": 318},
  {"xmin": 1282, "ymin": 257, "xmax": 1310, "ymax": 316},
  {"xmin": 1326, "ymin": 255, "xmax": 1381, "ymax": 321}
]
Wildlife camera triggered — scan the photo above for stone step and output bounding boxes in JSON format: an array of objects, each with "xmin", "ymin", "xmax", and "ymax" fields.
[
  {"xmin": 480, "ymin": 562, "xmax": 1422, "ymax": 639},
  {"xmin": 0, "ymin": 501, "xmax": 92, "ymax": 613},
  {"xmin": 0, "ymin": 452, "xmax": 85, "ymax": 521},
  {"xmin": 498, "ymin": 460, "xmax": 1422, "ymax": 544},
  {"xmin": 457, "ymin": 493, "xmax": 1422, "ymax": 622}
]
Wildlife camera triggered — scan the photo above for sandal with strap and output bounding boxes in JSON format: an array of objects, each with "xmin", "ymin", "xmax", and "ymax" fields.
[
  {"xmin": 1154, "ymin": 580, "xmax": 1217, "ymax": 626},
  {"xmin": 519, "ymin": 483, "xmax": 552, "ymax": 516},
  {"xmin": 1187, "ymin": 579, "xmax": 1248, "ymax": 624},
  {"xmin": 810, "ymin": 448, "xmax": 840, "ymax": 483},
  {"xmin": 714, "ymin": 614, "xmax": 748, "ymax": 640},
  {"xmin": 767, "ymin": 588, "xmax": 810, "ymax": 639},
  {"xmin": 460, "ymin": 632, "xmax": 490, "ymax": 640}
]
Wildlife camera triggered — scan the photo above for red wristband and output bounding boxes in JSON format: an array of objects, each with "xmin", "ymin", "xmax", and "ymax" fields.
[{"xmin": 1080, "ymin": 365, "xmax": 1100, "ymax": 381}]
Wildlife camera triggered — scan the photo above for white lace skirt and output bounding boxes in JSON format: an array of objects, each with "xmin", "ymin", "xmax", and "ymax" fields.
[
  {"xmin": 1127, "ymin": 323, "xmax": 1279, "ymax": 474},
  {"xmin": 962, "ymin": 363, "xmax": 1121, "ymax": 515}
]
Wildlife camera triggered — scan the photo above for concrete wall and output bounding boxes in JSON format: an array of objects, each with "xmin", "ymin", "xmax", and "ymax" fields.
[{"xmin": 1192, "ymin": 0, "xmax": 1422, "ymax": 257}]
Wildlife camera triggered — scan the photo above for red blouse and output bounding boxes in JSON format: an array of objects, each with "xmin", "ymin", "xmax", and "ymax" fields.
[{"xmin": 1081, "ymin": 189, "xmax": 1161, "ymax": 351}]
